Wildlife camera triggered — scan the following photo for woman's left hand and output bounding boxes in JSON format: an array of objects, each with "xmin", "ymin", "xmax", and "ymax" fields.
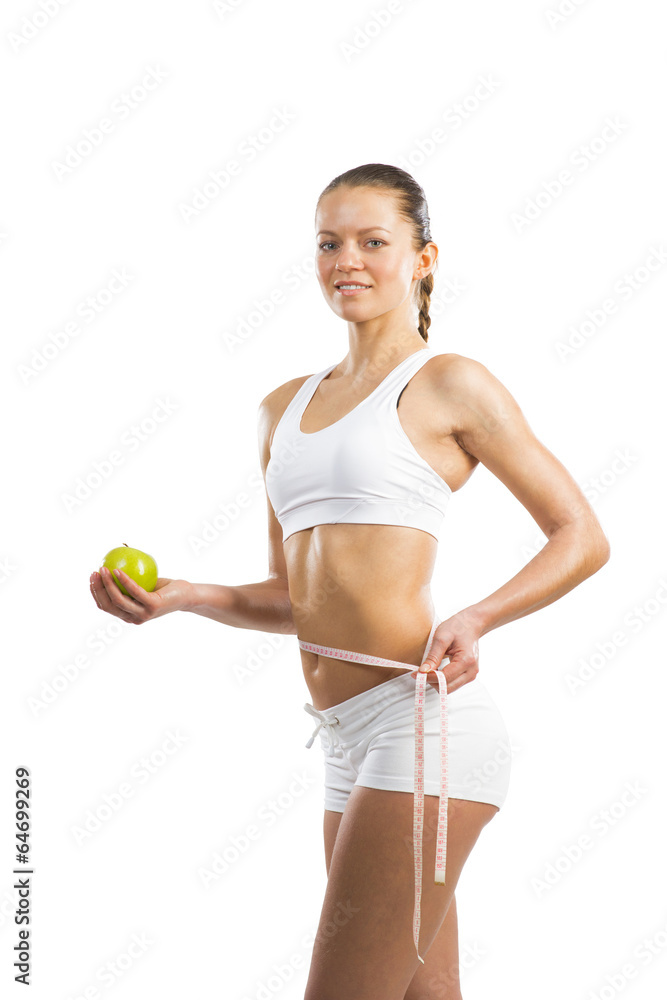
[{"xmin": 410, "ymin": 611, "xmax": 483, "ymax": 694}]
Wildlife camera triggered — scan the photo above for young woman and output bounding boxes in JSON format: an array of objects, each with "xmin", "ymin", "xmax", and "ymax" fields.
[{"xmin": 90, "ymin": 163, "xmax": 610, "ymax": 999}]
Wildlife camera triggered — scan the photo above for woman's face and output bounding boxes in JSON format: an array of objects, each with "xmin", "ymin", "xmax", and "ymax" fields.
[{"xmin": 314, "ymin": 186, "xmax": 432, "ymax": 324}]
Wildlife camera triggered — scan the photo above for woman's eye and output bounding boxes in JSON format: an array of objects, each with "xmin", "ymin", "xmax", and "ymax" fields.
[{"xmin": 318, "ymin": 240, "xmax": 385, "ymax": 250}]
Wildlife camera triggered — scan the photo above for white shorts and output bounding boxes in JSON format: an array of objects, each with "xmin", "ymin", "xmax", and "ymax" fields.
[{"xmin": 305, "ymin": 670, "xmax": 512, "ymax": 813}]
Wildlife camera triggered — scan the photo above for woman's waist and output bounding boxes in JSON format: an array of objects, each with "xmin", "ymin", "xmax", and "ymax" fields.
[
  {"xmin": 293, "ymin": 593, "xmax": 437, "ymax": 657},
  {"xmin": 296, "ymin": 598, "xmax": 440, "ymax": 710}
]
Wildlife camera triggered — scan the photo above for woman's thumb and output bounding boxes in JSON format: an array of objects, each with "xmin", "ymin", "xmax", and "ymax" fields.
[{"xmin": 419, "ymin": 643, "xmax": 451, "ymax": 672}]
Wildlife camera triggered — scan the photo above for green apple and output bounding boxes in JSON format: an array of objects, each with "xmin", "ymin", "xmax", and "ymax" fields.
[{"xmin": 101, "ymin": 543, "xmax": 158, "ymax": 597}]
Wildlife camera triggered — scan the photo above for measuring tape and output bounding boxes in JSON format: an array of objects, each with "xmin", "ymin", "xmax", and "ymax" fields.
[{"xmin": 299, "ymin": 620, "xmax": 449, "ymax": 965}]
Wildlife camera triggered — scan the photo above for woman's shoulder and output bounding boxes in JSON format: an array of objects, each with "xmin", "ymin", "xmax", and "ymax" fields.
[
  {"xmin": 422, "ymin": 353, "xmax": 518, "ymax": 420},
  {"xmin": 424, "ymin": 351, "xmax": 498, "ymax": 386},
  {"xmin": 258, "ymin": 371, "xmax": 314, "ymax": 413}
]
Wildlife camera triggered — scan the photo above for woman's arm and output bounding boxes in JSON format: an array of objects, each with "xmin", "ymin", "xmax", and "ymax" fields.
[
  {"xmin": 419, "ymin": 355, "xmax": 610, "ymax": 682},
  {"xmin": 452, "ymin": 356, "xmax": 609, "ymax": 633},
  {"xmin": 90, "ymin": 568, "xmax": 296, "ymax": 633},
  {"xmin": 185, "ymin": 576, "xmax": 295, "ymax": 633},
  {"xmin": 463, "ymin": 520, "xmax": 608, "ymax": 637}
]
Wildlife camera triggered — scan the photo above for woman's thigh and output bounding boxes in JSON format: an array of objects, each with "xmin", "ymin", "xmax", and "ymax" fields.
[
  {"xmin": 324, "ymin": 807, "xmax": 472, "ymax": 999},
  {"xmin": 306, "ymin": 787, "xmax": 497, "ymax": 1000}
]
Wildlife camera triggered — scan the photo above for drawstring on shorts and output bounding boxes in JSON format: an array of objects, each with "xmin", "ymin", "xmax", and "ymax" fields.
[{"xmin": 303, "ymin": 703, "xmax": 343, "ymax": 757}]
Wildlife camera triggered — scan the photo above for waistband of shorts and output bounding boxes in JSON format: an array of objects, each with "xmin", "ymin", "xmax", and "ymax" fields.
[
  {"xmin": 307, "ymin": 670, "xmax": 484, "ymax": 729},
  {"xmin": 316, "ymin": 670, "xmax": 414, "ymax": 723}
]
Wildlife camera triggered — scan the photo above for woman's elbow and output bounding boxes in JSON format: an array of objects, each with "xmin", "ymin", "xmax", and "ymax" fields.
[{"xmin": 586, "ymin": 525, "xmax": 611, "ymax": 572}]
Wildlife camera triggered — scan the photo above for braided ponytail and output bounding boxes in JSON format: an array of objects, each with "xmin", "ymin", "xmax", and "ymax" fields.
[{"xmin": 417, "ymin": 271, "xmax": 434, "ymax": 343}]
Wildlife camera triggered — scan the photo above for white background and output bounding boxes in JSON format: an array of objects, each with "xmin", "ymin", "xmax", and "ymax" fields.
[{"xmin": 2, "ymin": 1, "xmax": 666, "ymax": 997}]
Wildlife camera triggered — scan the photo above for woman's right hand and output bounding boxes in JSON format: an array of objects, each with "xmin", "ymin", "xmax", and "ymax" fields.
[{"xmin": 90, "ymin": 566, "xmax": 194, "ymax": 624}]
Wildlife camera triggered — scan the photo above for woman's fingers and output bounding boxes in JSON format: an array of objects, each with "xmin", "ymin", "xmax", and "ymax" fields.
[
  {"xmin": 90, "ymin": 569, "xmax": 127, "ymax": 617},
  {"xmin": 410, "ymin": 657, "xmax": 458, "ymax": 693},
  {"xmin": 108, "ymin": 567, "xmax": 154, "ymax": 604},
  {"xmin": 99, "ymin": 567, "xmax": 129, "ymax": 604},
  {"xmin": 90, "ymin": 568, "xmax": 150, "ymax": 622},
  {"xmin": 102, "ymin": 567, "xmax": 149, "ymax": 605},
  {"xmin": 90, "ymin": 570, "xmax": 115, "ymax": 611},
  {"xmin": 90, "ymin": 576, "xmax": 102, "ymax": 610}
]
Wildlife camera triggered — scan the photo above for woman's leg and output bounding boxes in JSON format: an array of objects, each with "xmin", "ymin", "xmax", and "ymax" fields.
[
  {"xmin": 324, "ymin": 807, "xmax": 473, "ymax": 999},
  {"xmin": 307, "ymin": 787, "xmax": 498, "ymax": 1000},
  {"xmin": 403, "ymin": 893, "xmax": 462, "ymax": 1000}
]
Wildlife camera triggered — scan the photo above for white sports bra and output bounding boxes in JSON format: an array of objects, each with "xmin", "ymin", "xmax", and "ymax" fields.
[{"xmin": 265, "ymin": 348, "xmax": 453, "ymax": 543}]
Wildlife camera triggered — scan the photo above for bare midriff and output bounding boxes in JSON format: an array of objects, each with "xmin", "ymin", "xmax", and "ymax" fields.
[{"xmin": 286, "ymin": 522, "xmax": 440, "ymax": 711}]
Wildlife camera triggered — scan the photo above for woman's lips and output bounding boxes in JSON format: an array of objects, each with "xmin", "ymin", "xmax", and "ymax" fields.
[{"xmin": 335, "ymin": 284, "xmax": 371, "ymax": 296}]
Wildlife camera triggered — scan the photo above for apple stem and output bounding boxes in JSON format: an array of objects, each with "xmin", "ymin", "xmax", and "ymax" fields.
[{"xmin": 123, "ymin": 542, "xmax": 128, "ymax": 546}]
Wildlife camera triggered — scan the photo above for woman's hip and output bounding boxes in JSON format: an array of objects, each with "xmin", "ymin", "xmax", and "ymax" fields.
[{"xmin": 312, "ymin": 675, "xmax": 512, "ymax": 809}]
